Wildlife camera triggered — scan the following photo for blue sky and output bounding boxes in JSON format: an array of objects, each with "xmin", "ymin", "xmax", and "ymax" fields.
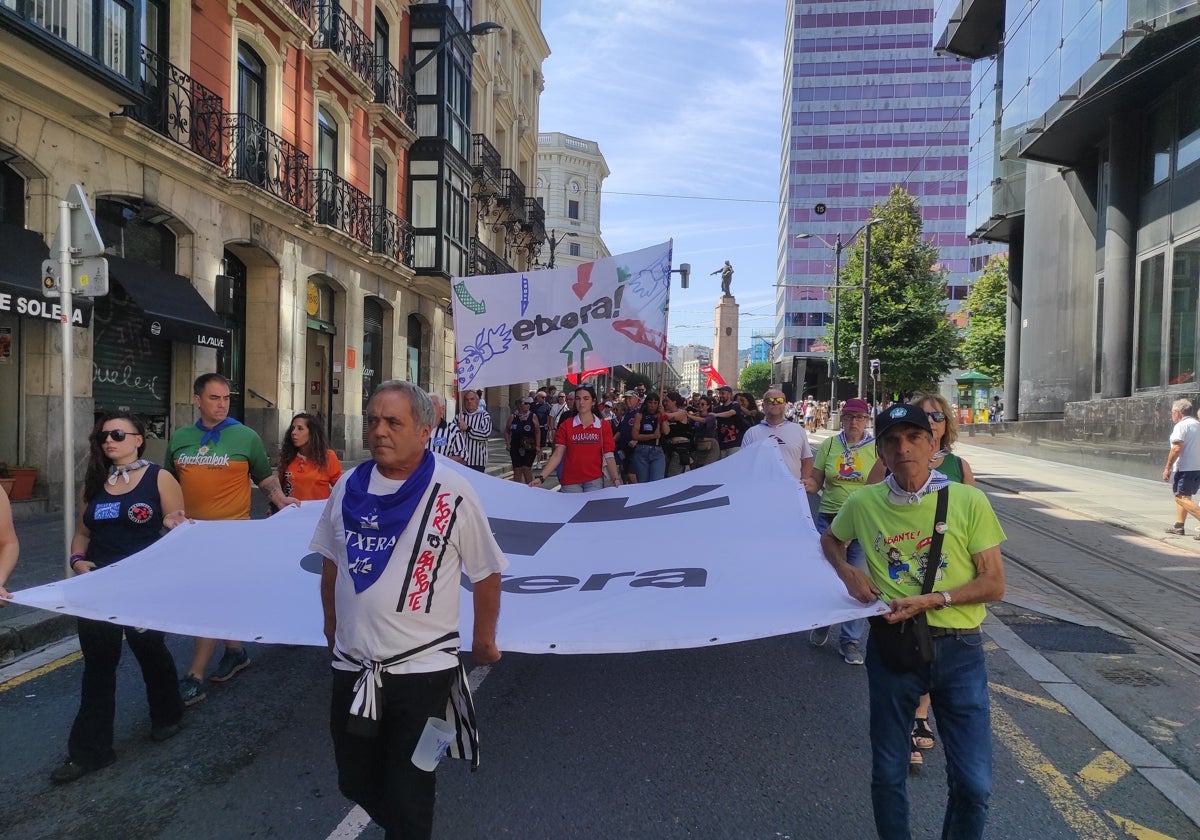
[{"xmin": 537, "ymin": 0, "xmax": 783, "ymax": 349}]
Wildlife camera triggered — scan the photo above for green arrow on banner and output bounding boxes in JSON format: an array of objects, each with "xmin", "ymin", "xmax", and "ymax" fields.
[
  {"xmin": 453, "ymin": 281, "xmax": 487, "ymax": 315},
  {"xmin": 560, "ymin": 328, "xmax": 593, "ymax": 376}
]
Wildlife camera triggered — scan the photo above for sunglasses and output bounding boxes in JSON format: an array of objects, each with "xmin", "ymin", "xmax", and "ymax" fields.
[
  {"xmin": 98, "ymin": 429, "xmax": 137, "ymax": 443},
  {"xmin": 763, "ymin": 397, "xmax": 786, "ymax": 405},
  {"xmin": 927, "ymin": 411, "xmax": 947, "ymax": 422}
]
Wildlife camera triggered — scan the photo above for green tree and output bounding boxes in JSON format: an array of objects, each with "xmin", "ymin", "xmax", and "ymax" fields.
[
  {"xmin": 622, "ymin": 371, "xmax": 653, "ymax": 392},
  {"xmin": 959, "ymin": 254, "xmax": 1008, "ymax": 383},
  {"xmin": 827, "ymin": 186, "xmax": 959, "ymax": 395},
  {"xmin": 739, "ymin": 361, "xmax": 773, "ymax": 396}
]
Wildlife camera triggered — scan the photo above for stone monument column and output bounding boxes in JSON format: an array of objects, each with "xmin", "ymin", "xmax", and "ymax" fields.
[{"xmin": 714, "ymin": 296, "xmax": 739, "ymax": 390}]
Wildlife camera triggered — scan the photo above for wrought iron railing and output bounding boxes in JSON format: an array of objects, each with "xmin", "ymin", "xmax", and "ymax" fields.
[
  {"xmin": 224, "ymin": 113, "xmax": 311, "ymax": 211},
  {"xmin": 312, "ymin": 2, "xmax": 374, "ymax": 89},
  {"xmin": 498, "ymin": 168, "xmax": 526, "ymax": 225},
  {"xmin": 471, "ymin": 134, "xmax": 502, "ymax": 196},
  {"xmin": 126, "ymin": 46, "xmax": 224, "ymax": 167},
  {"xmin": 373, "ymin": 59, "xmax": 416, "ymax": 128},
  {"xmin": 311, "ymin": 169, "xmax": 372, "ymax": 246},
  {"xmin": 372, "ymin": 206, "xmax": 414, "ymax": 266},
  {"xmin": 523, "ymin": 196, "xmax": 546, "ymax": 245},
  {"xmin": 470, "ymin": 238, "xmax": 513, "ymax": 276},
  {"xmin": 284, "ymin": 0, "xmax": 314, "ymax": 25}
]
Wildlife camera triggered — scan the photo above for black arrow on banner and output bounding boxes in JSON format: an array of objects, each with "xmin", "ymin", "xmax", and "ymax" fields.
[{"xmin": 568, "ymin": 485, "xmax": 729, "ymax": 524}]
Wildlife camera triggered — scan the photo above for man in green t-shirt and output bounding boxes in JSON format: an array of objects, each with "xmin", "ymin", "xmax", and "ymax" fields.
[{"xmin": 821, "ymin": 402, "xmax": 1006, "ymax": 840}]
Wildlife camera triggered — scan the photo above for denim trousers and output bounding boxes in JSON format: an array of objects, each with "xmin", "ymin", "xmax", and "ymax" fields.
[
  {"xmin": 632, "ymin": 445, "xmax": 665, "ymax": 482},
  {"xmin": 816, "ymin": 511, "xmax": 867, "ymax": 647},
  {"xmin": 866, "ymin": 632, "xmax": 991, "ymax": 840},
  {"xmin": 560, "ymin": 478, "xmax": 604, "ymax": 493}
]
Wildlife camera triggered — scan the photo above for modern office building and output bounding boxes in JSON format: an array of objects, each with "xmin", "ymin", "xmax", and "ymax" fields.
[
  {"xmin": 535, "ymin": 131, "xmax": 611, "ymax": 269},
  {"xmin": 939, "ymin": 0, "xmax": 1200, "ymax": 468},
  {"xmin": 777, "ymin": 0, "xmax": 989, "ymax": 398}
]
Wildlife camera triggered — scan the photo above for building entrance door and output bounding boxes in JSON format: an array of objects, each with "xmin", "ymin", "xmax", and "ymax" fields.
[
  {"xmin": 306, "ymin": 328, "xmax": 333, "ymax": 434},
  {"xmin": 0, "ymin": 313, "xmax": 19, "ymax": 464}
]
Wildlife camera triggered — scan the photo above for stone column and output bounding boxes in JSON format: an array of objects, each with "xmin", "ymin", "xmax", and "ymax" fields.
[
  {"xmin": 1102, "ymin": 114, "xmax": 1138, "ymax": 399},
  {"xmin": 713, "ymin": 296, "xmax": 739, "ymax": 389}
]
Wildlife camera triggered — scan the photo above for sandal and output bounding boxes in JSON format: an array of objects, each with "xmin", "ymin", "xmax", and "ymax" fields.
[
  {"xmin": 909, "ymin": 747, "xmax": 923, "ymax": 773},
  {"xmin": 912, "ymin": 717, "xmax": 935, "ymax": 751}
]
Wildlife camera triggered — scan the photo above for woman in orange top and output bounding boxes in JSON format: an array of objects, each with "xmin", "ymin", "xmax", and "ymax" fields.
[{"xmin": 278, "ymin": 413, "xmax": 342, "ymax": 501}]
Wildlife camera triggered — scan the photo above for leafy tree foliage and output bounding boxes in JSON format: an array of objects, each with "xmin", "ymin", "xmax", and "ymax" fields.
[
  {"xmin": 827, "ymin": 186, "xmax": 959, "ymax": 396},
  {"xmin": 622, "ymin": 371, "xmax": 654, "ymax": 392},
  {"xmin": 959, "ymin": 254, "xmax": 1008, "ymax": 383},
  {"xmin": 739, "ymin": 362, "xmax": 773, "ymax": 396}
]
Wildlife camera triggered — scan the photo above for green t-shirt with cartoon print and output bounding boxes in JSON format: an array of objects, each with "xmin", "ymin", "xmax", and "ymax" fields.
[{"xmin": 829, "ymin": 482, "xmax": 1006, "ymax": 629}]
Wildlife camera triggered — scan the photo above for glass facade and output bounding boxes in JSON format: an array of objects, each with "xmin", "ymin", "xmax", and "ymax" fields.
[{"xmin": 778, "ymin": 0, "xmax": 992, "ymax": 359}]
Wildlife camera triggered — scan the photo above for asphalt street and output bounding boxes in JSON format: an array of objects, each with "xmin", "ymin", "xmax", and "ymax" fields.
[{"xmin": 2, "ymin": 431, "xmax": 1199, "ymax": 838}]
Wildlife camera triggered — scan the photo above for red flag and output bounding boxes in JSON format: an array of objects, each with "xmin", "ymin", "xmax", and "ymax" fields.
[
  {"xmin": 565, "ymin": 367, "xmax": 610, "ymax": 386},
  {"xmin": 699, "ymin": 365, "xmax": 726, "ymax": 388}
]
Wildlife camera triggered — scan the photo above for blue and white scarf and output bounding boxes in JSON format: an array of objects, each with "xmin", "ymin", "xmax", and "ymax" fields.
[
  {"xmin": 196, "ymin": 417, "xmax": 240, "ymax": 447},
  {"xmin": 885, "ymin": 469, "xmax": 950, "ymax": 505},
  {"xmin": 838, "ymin": 429, "xmax": 873, "ymax": 460},
  {"xmin": 340, "ymin": 451, "xmax": 435, "ymax": 593}
]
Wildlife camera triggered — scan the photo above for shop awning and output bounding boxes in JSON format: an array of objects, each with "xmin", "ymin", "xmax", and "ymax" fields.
[
  {"xmin": 108, "ymin": 256, "xmax": 231, "ymax": 349},
  {"xmin": 0, "ymin": 223, "xmax": 93, "ymax": 327}
]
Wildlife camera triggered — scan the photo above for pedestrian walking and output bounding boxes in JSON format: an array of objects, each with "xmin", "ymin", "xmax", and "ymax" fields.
[
  {"xmin": 687, "ymin": 396, "xmax": 719, "ymax": 469},
  {"xmin": 0, "ymin": 483, "xmax": 17, "ymax": 605},
  {"xmin": 278, "ymin": 412, "xmax": 342, "ymax": 502},
  {"xmin": 313, "ymin": 380, "xmax": 505, "ymax": 840},
  {"xmin": 613, "ymin": 391, "xmax": 641, "ymax": 483},
  {"xmin": 660, "ymin": 392, "xmax": 695, "ymax": 477},
  {"xmin": 51, "ymin": 411, "xmax": 189, "ymax": 784},
  {"xmin": 425, "ymin": 394, "xmax": 463, "ymax": 459},
  {"xmin": 821, "ymin": 403, "xmax": 1006, "ymax": 840},
  {"xmin": 167, "ymin": 373, "xmax": 299, "ymax": 705},
  {"xmin": 804, "ymin": 397, "xmax": 875, "ymax": 665},
  {"xmin": 505, "ymin": 397, "xmax": 540, "ymax": 484},
  {"xmin": 631, "ymin": 393, "xmax": 667, "ymax": 482},
  {"xmin": 711, "ymin": 385, "xmax": 749, "ymax": 459},
  {"xmin": 533, "ymin": 385, "xmax": 621, "ymax": 492},
  {"xmin": 449, "ymin": 389, "xmax": 493, "ymax": 472},
  {"xmin": 1163, "ymin": 398, "xmax": 1200, "ymax": 537},
  {"xmin": 741, "ymin": 388, "xmax": 813, "ymax": 483}
]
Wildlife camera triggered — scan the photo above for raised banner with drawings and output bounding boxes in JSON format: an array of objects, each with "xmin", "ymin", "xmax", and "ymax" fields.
[
  {"xmin": 453, "ymin": 241, "xmax": 672, "ymax": 392},
  {"xmin": 9, "ymin": 445, "xmax": 885, "ymax": 653}
]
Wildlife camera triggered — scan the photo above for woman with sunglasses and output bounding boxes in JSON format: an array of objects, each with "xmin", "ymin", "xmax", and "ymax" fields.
[
  {"xmin": 277, "ymin": 413, "xmax": 342, "ymax": 502},
  {"xmin": 51, "ymin": 412, "xmax": 189, "ymax": 784},
  {"xmin": 631, "ymin": 393, "xmax": 667, "ymax": 483},
  {"xmin": 866, "ymin": 391, "xmax": 976, "ymax": 771}
]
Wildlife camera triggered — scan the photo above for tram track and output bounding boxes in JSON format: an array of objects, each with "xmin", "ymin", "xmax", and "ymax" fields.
[{"xmin": 984, "ymin": 489, "xmax": 1200, "ymax": 676}]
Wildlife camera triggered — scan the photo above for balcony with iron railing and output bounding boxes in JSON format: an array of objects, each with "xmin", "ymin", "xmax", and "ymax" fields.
[
  {"xmin": 123, "ymin": 46, "xmax": 224, "ymax": 167},
  {"xmin": 312, "ymin": 1, "xmax": 375, "ymax": 93},
  {"xmin": 372, "ymin": 58, "xmax": 416, "ymax": 130},
  {"xmin": 522, "ymin": 196, "xmax": 546, "ymax": 247},
  {"xmin": 470, "ymin": 237, "xmax": 514, "ymax": 276},
  {"xmin": 471, "ymin": 134, "xmax": 503, "ymax": 197},
  {"xmin": 496, "ymin": 168, "xmax": 526, "ymax": 225},
  {"xmin": 372, "ymin": 206, "xmax": 414, "ymax": 266},
  {"xmin": 224, "ymin": 113, "xmax": 311, "ymax": 212},
  {"xmin": 311, "ymin": 169, "xmax": 373, "ymax": 247}
]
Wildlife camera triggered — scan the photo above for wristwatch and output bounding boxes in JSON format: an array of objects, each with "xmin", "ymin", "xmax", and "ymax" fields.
[{"xmin": 936, "ymin": 591, "xmax": 952, "ymax": 609}]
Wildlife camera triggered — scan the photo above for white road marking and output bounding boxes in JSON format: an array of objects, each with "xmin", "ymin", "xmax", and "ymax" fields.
[{"xmin": 324, "ymin": 663, "xmax": 494, "ymax": 840}]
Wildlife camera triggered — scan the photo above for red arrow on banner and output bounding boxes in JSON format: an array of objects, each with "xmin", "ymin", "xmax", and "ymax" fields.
[{"xmin": 571, "ymin": 263, "xmax": 594, "ymax": 300}]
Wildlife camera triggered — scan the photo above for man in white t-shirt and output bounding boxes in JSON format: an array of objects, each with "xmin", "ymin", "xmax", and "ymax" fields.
[
  {"xmin": 313, "ymin": 380, "xmax": 506, "ymax": 839},
  {"xmin": 1163, "ymin": 398, "xmax": 1200, "ymax": 537},
  {"xmin": 741, "ymin": 387, "xmax": 814, "ymax": 483}
]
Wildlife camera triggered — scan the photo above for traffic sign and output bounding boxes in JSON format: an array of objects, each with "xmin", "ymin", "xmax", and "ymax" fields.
[
  {"xmin": 42, "ymin": 256, "xmax": 109, "ymax": 298},
  {"xmin": 49, "ymin": 183, "xmax": 105, "ymax": 258}
]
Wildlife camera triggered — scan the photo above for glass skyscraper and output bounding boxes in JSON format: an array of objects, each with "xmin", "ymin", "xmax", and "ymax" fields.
[{"xmin": 778, "ymin": 0, "xmax": 988, "ymax": 374}]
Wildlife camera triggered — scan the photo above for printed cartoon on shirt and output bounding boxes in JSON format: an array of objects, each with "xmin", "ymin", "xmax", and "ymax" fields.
[
  {"xmin": 837, "ymin": 450, "xmax": 866, "ymax": 482},
  {"xmin": 872, "ymin": 530, "xmax": 945, "ymax": 586}
]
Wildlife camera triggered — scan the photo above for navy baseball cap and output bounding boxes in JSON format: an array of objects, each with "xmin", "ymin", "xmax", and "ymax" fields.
[{"xmin": 874, "ymin": 403, "xmax": 932, "ymax": 439}]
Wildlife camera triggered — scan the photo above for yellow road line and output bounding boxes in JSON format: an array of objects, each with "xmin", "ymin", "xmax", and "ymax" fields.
[
  {"xmin": 990, "ymin": 681, "xmax": 1069, "ymax": 715},
  {"xmin": 1107, "ymin": 812, "xmax": 1177, "ymax": 840},
  {"xmin": 0, "ymin": 651, "xmax": 82, "ymax": 692},
  {"xmin": 1078, "ymin": 751, "xmax": 1132, "ymax": 799},
  {"xmin": 991, "ymin": 702, "xmax": 1120, "ymax": 839}
]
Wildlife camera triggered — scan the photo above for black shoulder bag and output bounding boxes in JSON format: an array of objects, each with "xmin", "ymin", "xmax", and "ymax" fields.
[{"xmin": 867, "ymin": 486, "xmax": 949, "ymax": 673}]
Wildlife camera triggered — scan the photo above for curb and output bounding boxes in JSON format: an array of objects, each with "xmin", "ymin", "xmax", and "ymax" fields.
[{"xmin": 0, "ymin": 609, "xmax": 76, "ymax": 665}]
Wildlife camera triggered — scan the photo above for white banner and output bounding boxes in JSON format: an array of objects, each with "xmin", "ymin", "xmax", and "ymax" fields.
[
  {"xmin": 453, "ymin": 241, "xmax": 673, "ymax": 392},
  {"xmin": 10, "ymin": 446, "xmax": 885, "ymax": 653}
]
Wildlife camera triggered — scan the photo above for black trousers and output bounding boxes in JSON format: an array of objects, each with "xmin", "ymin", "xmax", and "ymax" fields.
[
  {"xmin": 330, "ymin": 666, "xmax": 457, "ymax": 840},
  {"xmin": 67, "ymin": 617, "xmax": 183, "ymax": 768}
]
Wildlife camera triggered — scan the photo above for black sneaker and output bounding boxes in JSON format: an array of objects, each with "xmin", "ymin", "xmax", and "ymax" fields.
[
  {"xmin": 151, "ymin": 722, "xmax": 182, "ymax": 742},
  {"xmin": 209, "ymin": 647, "xmax": 251, "ymax": 683},
  {"xmin": 1166, "ymin": 523, "xmax": 1186, "ymax": 535},
  {"xmin": 49, "ymin": 755, "xmax": 113, "ymax": 785}
]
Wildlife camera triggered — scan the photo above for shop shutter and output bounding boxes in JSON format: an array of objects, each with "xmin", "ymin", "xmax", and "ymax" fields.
[{"xmin": 92, "ymin": 284, "xmax": 171, "ymax": 421}]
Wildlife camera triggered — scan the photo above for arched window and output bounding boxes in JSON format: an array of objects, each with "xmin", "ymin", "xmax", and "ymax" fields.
[
  {"xmin": 237, "ymin": 43, "xmax": 266, "ymax": 124},
  {"xmin": 317, "ymin": 106, "xmax": 338, "ymax": 174}
]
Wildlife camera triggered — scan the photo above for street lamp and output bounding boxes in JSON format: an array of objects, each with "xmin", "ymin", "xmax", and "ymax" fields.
[
  {"xmin": 411, "ymin": 21, "xmax": 503, "ymax": 74},
  {"xmin": 857, "ymin": 218, "xmax": 884, "ymax": 398},
  {"xmin": 794, "ymin": 231, "xmax": 843, "ymax": 410},
  {"xmin": 541, "ymin": 228, "xmax": 577, "ymax": 269}
]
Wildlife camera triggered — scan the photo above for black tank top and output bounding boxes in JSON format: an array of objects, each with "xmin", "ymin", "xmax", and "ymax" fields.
[
  {"xmin": 82, "ymin": 464, "xmax": 166, "ymax": 568},
  {"xmin": 639, "ymin": 411, "xmax": 661, "ymax": 446}
]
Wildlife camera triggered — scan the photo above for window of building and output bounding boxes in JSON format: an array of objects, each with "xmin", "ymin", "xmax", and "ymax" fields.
[
  {"xmin": 1169, "ymin": 239, "xmax": 1200, "ymax": 386},
  {"xmin": 568, "ymin": 199, "xmax": 580, "ymax": 220},
  {"xmin": 8, "ymin": 0, "xmax": 141, "ymax": 78},
  {"xmin": 1147, "ymin": 104, "xmax": 1172, "ymax": 187},
  {"xmin": 568, "ymin": 243, "xmax": 581, "ymax": 256},
  {"xmin": 317, "ymin": 106, "xmax": 338, "ymax": 173},
  {"xmin": 1135, "ymin": 253, "xmax": 1165, "ymax": 389},
  {"xmin": 237, "ymin": 43, "xmax": 266, "ymax": 124},
  {"xmin": 0, "ymin": 162, "xmax": 25, "ymax": 225},
  {"xmin": 373, "ymin": 156, "xmax": 389, "ymax": 210},
  {"xmin": 1177, "ymin": 83, "xmax": 1200, "ymax": 172}
]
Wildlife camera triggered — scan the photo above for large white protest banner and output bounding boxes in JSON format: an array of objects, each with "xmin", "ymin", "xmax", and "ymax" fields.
[
  {"xmin": 10, "ymin": 445, "xmax": 884, "ymax": 652},
  {"xmin": 452, "ymin": 241, "xmax": 672, "ymax": 392}
]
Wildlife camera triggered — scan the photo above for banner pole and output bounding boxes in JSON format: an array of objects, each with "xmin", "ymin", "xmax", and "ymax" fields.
[{"xmin": 59, "ymin": 199, "xmax": 75, "ymax": 578}]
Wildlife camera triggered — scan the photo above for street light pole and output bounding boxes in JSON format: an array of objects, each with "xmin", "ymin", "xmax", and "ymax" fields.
[
  {"xmin": 831, "ymin": 233, "xmax": 842, "ymax": 408},
  {"xmin": 543, "ymin": 228, "xmax": 577, "ymax": 269},
  {"xmin": 411, "ymin": 21, "xmax": 503, "ymax": 74},
  {"xmin": 858, "ymin": 221, "xmax": 877, "ymax": 397}
]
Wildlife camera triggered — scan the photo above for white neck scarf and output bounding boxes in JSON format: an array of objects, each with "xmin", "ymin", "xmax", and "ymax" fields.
[{"xmin": 885, "ymin": 469, "xmax": 950, "ymax": 505}]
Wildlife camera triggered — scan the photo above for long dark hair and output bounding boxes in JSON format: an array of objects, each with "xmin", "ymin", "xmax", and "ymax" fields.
[
  {"xmin": 278, "ymin": 413, "xmax": 331, "ymax": 486},
  {"xmin": 83, "ymin": 411, "xmax": 147, "ymax": 503}
]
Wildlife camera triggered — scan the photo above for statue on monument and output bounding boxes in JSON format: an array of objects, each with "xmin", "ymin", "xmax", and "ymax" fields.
[{"xmin": 711, "ymin": 260, "xmax": 734, "ymax": 297}]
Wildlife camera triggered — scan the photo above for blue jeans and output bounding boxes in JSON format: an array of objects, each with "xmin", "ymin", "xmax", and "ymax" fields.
[
  {"xmin": 560, "ymin": 478, "xmax": 604, "ymax": 493},
  {"xmin": 632, "ymin": 445, "xmax": 665, "ymax": 482},
  {"xmin": 866, "ymin": 632, "xmax": 991, "ymax": 840},
  {"xmin": 816, "ymin": 511, "xmax": 866, "ymax": 646}
]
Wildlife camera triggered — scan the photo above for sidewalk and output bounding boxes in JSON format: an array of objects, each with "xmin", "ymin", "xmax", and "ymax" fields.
[{"xmin": 5, "ymin": 431, "xmax": 1195, "ymax": 662}]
